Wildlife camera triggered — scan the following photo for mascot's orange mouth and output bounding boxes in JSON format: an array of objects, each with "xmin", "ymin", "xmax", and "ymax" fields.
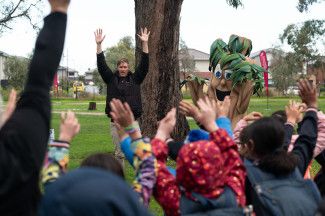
[{"xmin": 216, "ymin": 89, "xmax": 231, "ymax": 101}]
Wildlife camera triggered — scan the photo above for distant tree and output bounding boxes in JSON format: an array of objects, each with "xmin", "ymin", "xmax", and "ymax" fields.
[
  {"xmin": 78, "ymin": 75, "xmax": 85, "ymax": 83},
  {"xmin": 297, "ymin": 0, "xmax": 325, "ymax": 12},
  {"xmin": 270, "ymin": 49, "xmax": 302, "ymax": 95},
  {"xmin": 4, "ymin": 55, "xmax": 30, "ymax": 90},
  {"xmin": 280, "ymin": 19, "xmax": 325, "ymax": 63},
  {"xmin": 179, "ymin": 39, "xmax": 195, "ymax": 80},
  {"xmin": 0, "ymin": 0, "xmax": 43, "ymax": 35},
  {"xmin": 104, "ymin": 36, "xmax": 135, "ymax": 71},
  {"xmin": 92, "ymin": 68, "xmax": 106, "ymax": 94}
]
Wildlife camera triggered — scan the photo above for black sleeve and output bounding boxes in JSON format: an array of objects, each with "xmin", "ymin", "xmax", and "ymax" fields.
[
  {"xmin": 97, "ymin": 52, "xmax": 113, "ymax": 84},
  {"xmin": 134, "ymin": 52, "xmax": 149, "ymax": 84},
  {"xmin": 291, "ymin": 110, "xmax": 318, "ymax": 175},
  {"xmin": 316, "ymin": 151, "xmax": 325, "ymax": 167},
  {"xmin": 0, "ymin": 12, "xmax": 67, "ymax": 213},
  {"xmin": 167, "ymin": 141, "xmax": 184, "ymax": 161},
  {"xmin": 283, "ymin": 124, "xmax": 294, "ymax": 151}
]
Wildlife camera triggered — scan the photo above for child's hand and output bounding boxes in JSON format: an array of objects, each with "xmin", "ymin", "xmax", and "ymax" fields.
[
  {"xmin": 243, "ymin": 112, "xmax": 263, "ymax": 122},
  {"xmin": 155, "ymin": 108, "xmax": 176, "ymax": 141},
  {"xmin": 298, "ymin": 79, "xmax": 317, "ymax": 109},
  {"xmin": 285, "ymin": 100, "xmax": 301, "ymax": 124},
  {"xmin": 196, "ymin": 96, "xmax": 218, "ymax": 132},
  {"xmin": 179, "ymin": 100, "xmax": 200, "ymax": 121},
  {"xmin": 110, "ymin": 99, "xmax": 135, "ymax": 128},
  {"xmin": 59, "ymin": 111, "xmax": 80, "ymax": 143}
]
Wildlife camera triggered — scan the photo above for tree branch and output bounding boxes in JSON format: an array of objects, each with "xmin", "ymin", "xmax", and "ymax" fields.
[{"xmin": 0, "ymin": 0, "xmax": 42, "ymax": 34}]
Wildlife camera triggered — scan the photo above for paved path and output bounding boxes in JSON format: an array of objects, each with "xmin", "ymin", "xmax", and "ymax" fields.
[
  {"xmin": 52, "ymin": 111, "xmax": 105, "ymax": 116},
  {"xmin": 52, "ymin": 111, "xmax": 194, "ymax": 119}
]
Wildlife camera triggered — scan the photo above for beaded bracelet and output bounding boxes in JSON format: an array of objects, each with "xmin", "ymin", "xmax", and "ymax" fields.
[{"xmin": 124, "ymin": 121, "xmax": 140, "ymax": 134}]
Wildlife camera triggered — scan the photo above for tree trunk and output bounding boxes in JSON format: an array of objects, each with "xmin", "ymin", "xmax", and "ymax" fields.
[{"xmin": 135, "ymin": 0, "xmax": 189, "ymax": 141}]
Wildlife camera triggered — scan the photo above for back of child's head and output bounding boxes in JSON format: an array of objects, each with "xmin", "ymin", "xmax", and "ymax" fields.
[
  {"xmin": 242, "ymin": 117, "xmax": 297, "ymax": 176},
  {"xmin": 271, "ymin": 110, "xmax": 287, "ymax": 125},
  {"xmin": 176, "ymin": 140, "xmax": 225, "ymax": 198},
  {"xmin": 80, "ymin": 153, "xmax": 124, "ymax": 178}
]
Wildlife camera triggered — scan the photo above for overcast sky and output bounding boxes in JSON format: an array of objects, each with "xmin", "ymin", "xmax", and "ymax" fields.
[{"xmin": 0, "ymin": 0, "xmax": 324, "ymax": 74}]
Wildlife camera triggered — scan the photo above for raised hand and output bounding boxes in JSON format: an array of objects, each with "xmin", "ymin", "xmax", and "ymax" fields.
[
  {"xmin": 59, "ymin": 111, "xmax": 80, "ymax": 143},
  {"xmin": 179, "ymin": 101, "xmax": 200, "ymax": 121},
  {"xmin": 48, "ymin": 0, "xmax": 70, "ymax": 13},
  {"xmin": 285, "ymin": 100, "xmax": 301, "ymax": 124},
  {"xmin": 196, "ymin": 96, "xmax": 218, "ymax": 132},
  {"xmin": 94, "ymin": 28, "xmax": 106, "ymax": 45},
  {"xmin": 243, "ymin": 112, "xmax": 263, "ymax": 122},
  {"xmin": 155, "ymin": 108, "xmax": 176, "ymax": 141},
  {"xmin": 137, "ymin": 27, "xmax": 150, "ymax": 43},
  {"xmin": 110, "ymin": 99, "xmax": 135, "ymax": 128},
  {"xmin": 298, "ymin": 79, "xmax": 317, "ymax": 109}
]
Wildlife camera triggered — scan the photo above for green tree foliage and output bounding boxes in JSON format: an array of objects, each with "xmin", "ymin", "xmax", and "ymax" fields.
[
  {"xmin": 4, "ymin": 55, "xmax": 30, "ymax": 90},
  {"xmin": 297, "ymin": 0, "xmax": 325, "ymax": 12},
  {"xmin": 270, "ymin": 49, "xmax": 302, "ymax": 95},
  {"xmin": 0, "ymin": 0, "xmax": 43, "ymax": 35},
  {"xmin": 92, "ymin": 68, "xmax": 106, "ymax": 94},
  {"xmin": 280, "ymin": 20, "xmax": 325, "ymax": 62},
  {"xmin": 78, "ymin": 75, "xmax": 85, "ymax": 83},
  {"xmin": 226, "ymin": 0, "xmax": 243, "ymax": 8},
  {"xmin": 104, "ymin": 36, "xmax": 135, "ymax": 71}
]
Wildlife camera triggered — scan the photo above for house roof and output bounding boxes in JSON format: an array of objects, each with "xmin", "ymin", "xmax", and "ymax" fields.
[
  {"xmin": 187, "ymin": 48, "xmax": 210, "ymax": 60},
  {"xmin": 250, "ymin": 48, "xmax": 275, "ymax": 59},
  {"xmin": 178, "ymin": 48, "xmax": 211, "ymax": 61},
  {"xmin": 181, "ymin": 72, "xmax": 211, "ymax": 79},
  {"xmin": 58, "ymin": 66, "xmax": 78, "ymax": 73},
  {"xmin": 0, "ymin": 51, "xmax": 10, "ymax": 57}
]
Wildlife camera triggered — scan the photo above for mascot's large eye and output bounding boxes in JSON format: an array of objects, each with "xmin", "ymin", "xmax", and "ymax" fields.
[
  {"xmin": 214, "ymin": 71, "xmax": 222, "ymax": 79},
  {"xmin": 224, "ymin": 70, "xmax": 233, "ymax": 80}
]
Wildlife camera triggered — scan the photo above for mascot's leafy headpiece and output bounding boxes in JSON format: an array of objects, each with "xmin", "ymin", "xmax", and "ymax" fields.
[{"xmin": 209, "ymin": 35, "xmax": 264, "ymax": 94}]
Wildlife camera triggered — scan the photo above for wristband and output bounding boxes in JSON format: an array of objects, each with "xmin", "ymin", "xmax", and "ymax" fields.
[
  {"xmin": 124, "ymin": 121, "xmax": 140, "ymax": 134},
  {"xmin": 306, "ymin": 107, "xmax": 318, "ymax": 112},
  {"xmin": 49, "ymin": 140, "xmax": 70, "ymax": 148},
  {"xmin": 285, "ymin": 121, "xmax": 295, "ymax": 128}
]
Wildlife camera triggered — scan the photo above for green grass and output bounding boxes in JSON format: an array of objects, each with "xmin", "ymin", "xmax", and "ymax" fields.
[
  {"xmin": 52, "ymin": 101, "xmax": 106, "ymax": 113},
  {"xmin": 49, "ymin": 97, "xmax": 325, "ymax": 215}
]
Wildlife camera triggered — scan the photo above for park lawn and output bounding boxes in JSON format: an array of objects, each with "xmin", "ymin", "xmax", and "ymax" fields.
[
  {"xmin": 50, "ymin": 97, "xmax": 325, "ymax": 215},
  {"xmin": 52, "ymin": 101, "xmax": 106, "ymax": 113},
  {"xmin": 52, "ymin": 97, "xmax": 325, "ymax": 115}
]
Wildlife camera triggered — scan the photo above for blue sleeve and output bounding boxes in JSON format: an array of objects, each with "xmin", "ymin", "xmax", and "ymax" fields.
[
  {"xmin": 120, "ymin": 137, "xmax": 134, "ymax": 167},
  {"xmin": 121, "ymin": 136, "xmax": 176, "ymax": 177},
  {"xmin": 167, "ymin": 167, "xmax": 176, "ymax": 176},
  {"xmin": 216, "ymin": 117, "xmax": 233, "ymax": 138}
]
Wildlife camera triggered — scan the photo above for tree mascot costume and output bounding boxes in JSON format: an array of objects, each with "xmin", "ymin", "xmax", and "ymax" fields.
[{"xmin": 207, "ymin": 35, "xmax": 265, "ymax": 127}]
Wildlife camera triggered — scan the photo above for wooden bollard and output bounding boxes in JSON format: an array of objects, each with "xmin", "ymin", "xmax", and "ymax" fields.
[{"xmin": 88, "ymin": 102, "xmax": 97, "ymax": 110}]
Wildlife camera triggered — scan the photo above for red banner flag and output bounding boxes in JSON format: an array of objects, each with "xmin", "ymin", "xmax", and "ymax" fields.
[
  {"xmin": 53, "ymin": 73, "xmax": 59, "ymax": 92},
  {"xmin": 259, "ymin": 51, "xmax": 269, "ymax": 95}
]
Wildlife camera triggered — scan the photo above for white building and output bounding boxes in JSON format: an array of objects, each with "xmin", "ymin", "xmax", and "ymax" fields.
[
  {"xmin": 85, "ymin": 69, "xmax": 94, "ymax": 84},
  {"xmin": 0, "ymin": 51, "xmax": 9, "ymax": 85},
  {"xmin": 57, "ymin": 66, "xmax": 79, "ymax": 82},
  {"xmin": 179, "ymin": 48, "xmax": 210, "ymax": 79}
]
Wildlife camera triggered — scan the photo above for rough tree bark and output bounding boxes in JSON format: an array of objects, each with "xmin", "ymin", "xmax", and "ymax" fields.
[{"xmin": 135, "ymin": 0, "xmax": 190, "ymax": 141}]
